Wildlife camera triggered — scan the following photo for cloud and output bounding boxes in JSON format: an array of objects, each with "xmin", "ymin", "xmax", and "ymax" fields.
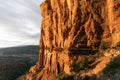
[{"xmin": 0, "ymin": 0, "xmax": 43, "ymax": 48}]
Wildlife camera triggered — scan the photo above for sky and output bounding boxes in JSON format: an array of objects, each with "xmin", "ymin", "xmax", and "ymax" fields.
[{"xmin": 0, "ymin": 0, "xmax": 43, "ymax": 48}]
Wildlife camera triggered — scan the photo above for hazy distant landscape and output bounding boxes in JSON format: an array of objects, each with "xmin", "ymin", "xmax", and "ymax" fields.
[{"xmin": 0, "ymin": 45, "xmax": 39, "ymax": 80}]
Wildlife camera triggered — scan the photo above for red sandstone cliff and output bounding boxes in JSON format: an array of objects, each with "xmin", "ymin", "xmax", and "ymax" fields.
[{"xmin": 18, "ymin": 0, "xmax": 120, "ymax": 80}]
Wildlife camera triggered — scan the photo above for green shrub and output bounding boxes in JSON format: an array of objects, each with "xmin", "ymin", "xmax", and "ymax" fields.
[
  {"xmin": 95, "ymin": 51, "xmax": 104, "ymax": 58},
  {"xmin": 55, "ymin": 73, "xmax": 74, "ymax": 80},
  {"xmin": 99, "ymin": 41, "xmax": 110, "ymax": 50},
  {"xmin": 115, "ymin": 42, "xmax": 120, "ymax": 48},
  {"xmin": 77, "ymin": 75, "xmax": 97, "ymax": 80},
  {"xmin": 70, "ymin": 57, "xmax": 95, "ymax": 73},
  {"xmin": 97, "ymin": 55, "xmax": 120, "ymax": 80},
  {"xmin": 104, "ymin": 55, "xmax": 120, "ymax": 78}
]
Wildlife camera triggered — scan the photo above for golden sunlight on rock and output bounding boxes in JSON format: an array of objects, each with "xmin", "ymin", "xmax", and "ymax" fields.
[{"xmin": 18, "ymin": 0, "xmax": 120, "ymax": 80}]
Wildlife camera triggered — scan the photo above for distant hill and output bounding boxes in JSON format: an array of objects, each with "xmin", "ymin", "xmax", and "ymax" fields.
[
  {"xmin": 0, "ymin": 45, "xmax": 39, "ymax": 56},
  {"xmin": 0, "ymin": 45, "xmax": 39, "ymax": 80}
]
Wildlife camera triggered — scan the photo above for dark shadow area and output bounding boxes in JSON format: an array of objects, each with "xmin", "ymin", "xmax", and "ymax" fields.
[{"xmin": 98, "ymin": 55, "xmax": 120, "ymax": 80}]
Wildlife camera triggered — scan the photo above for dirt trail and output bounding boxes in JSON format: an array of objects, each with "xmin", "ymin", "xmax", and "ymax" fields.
[{"xmin": 88, "ymin": 49, "xmax": 120, "ymax": 76}]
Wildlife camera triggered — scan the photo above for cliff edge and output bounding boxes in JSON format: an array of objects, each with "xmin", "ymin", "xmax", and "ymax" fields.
[{"xmin": 18, "ymin": 0, "xmax": 120, "ymax": 80}]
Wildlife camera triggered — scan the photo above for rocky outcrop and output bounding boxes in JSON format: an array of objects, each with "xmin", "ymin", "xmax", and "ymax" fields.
[{"xmin": 19, "ymin": 0, "xmax": 120, "ymax": 80}]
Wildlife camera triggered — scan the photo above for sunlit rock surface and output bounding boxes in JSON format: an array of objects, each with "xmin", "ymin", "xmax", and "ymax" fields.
[{"xmin": 18, "ymin": 0, "xmax": 120, "ymax": 80}]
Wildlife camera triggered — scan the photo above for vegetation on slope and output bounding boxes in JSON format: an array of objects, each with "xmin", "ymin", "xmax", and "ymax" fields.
[
  {"xmin": 55, "ymin": 42, "xmax": 120, "ymax": 80},
  {"xmin": 0, "ymin": 45, "xmax": 39, "ymax": 80}
]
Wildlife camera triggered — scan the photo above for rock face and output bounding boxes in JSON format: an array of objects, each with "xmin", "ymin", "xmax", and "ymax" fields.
[{"xmin": 20, "ymin": 0, "xmax": 120, "ymax": 80}]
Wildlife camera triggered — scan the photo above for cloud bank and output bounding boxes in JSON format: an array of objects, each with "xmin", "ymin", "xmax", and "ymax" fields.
[{"xmin": 0, "ymin": 0, "xmax": 43, "ymax": 48}]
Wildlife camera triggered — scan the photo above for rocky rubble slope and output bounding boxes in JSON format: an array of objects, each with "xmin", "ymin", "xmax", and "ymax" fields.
[{"xmin": 18, "ymin": 0, "xmax": 120, "ymax": 80}]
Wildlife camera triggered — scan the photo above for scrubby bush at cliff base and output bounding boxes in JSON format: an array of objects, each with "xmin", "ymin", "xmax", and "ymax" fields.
[
  {"xmin": 55, "ymin": 72, "xmax": 97, "ymax": 80},
  {"xmin": 100, "ymin": 55, "xmax": 120, "ymax": 80},
  {"xmin": 76, "ymin": 74, "xmax": 97, "ymax": 80},
  {"xmin": 99, "ymin": 41, "xmax": 110, "ymax": 50},
  {"xmin": 94, "ymin": 50, "xmax": 104, "ymax": 58},
  {"xmin": 55, "ymin": 73, "xmax": 74, "ymax": 80},
  {"xmin": 70, "ymin": 56, "xmax": 95, "ymax": 74},
  {"xmin": 115, "ymin": 41, "xmax": 120, "ymax": 48}
]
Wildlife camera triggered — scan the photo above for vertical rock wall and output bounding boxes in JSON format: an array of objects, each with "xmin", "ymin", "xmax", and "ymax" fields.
[{"xmin": 19, "ymin": 0, "xmax": 120, "ymax": 80}]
